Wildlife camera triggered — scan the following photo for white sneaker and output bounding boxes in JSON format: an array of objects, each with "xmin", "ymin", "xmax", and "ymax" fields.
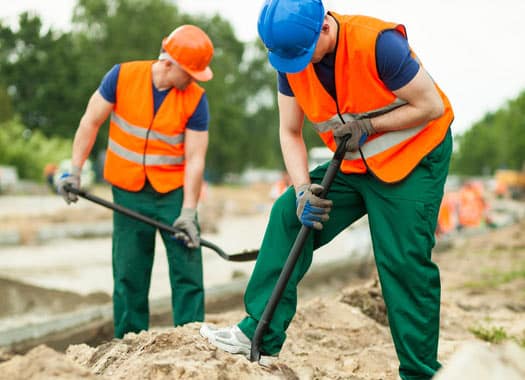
[{"xmin": 200, "ymin": 324, "xmax": 251, "ymax": 356}]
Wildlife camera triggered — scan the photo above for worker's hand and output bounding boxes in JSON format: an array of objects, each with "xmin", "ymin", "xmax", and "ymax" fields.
[
  {"xmin": 296, "ymin": 184, "xmax": 333, "ymax": 230},
  {"xmin": 56, "ymin": 166, "xmax": 81, "ymax": 205},
  {"xmin": 332, "ymin": 118, "xmax": 376, "ymax": 152},
  {"xmin": 172, "ymin": 208, "xmax": 200, "ymax": 249}
]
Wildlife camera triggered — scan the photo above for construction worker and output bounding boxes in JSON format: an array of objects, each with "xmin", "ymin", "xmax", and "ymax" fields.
[
  {"xmin": 200, "ymin": 1, "xmax": 453, "ymax": 379},
  {"xmin": 57, "ymin": 25, "xmax": 214, "ymax": 338}
]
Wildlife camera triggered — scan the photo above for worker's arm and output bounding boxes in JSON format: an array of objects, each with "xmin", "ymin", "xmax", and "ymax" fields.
[
  {"xmin": 278, "ymin": 92, "xmax": 310, "ymax": 191},
  {"xmin": 278, "ymin": 92, "xmax": 332, "ymax": 230},
  {"xmin": 72, "ymin": 90, "xmax": 114, "ymax": 169},
  {"xmin": 370, "ymin": 66, "xmax": 444, "ymax": 132},
  {"xmin": 172, "ymin": 128, "xmax": 208, "ymax": 248},
  {"xmin": 182, "ymin": 129, "xmax": 208, "ymax": 209}
]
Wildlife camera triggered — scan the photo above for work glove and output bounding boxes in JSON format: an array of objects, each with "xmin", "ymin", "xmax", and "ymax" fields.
[
  {"xmin": 296, "ymin": 184, "xmax": 333, "ymax": 230},
  {"xmin": 56, "ymin": 166, "xmax": 81, "ymax": 205},
  {"xmin": 172, "ymin": 208, "xmax": 200, "ymax": 249},
  {"xmin": 332, "ymin": 118, "xmax": 376, "ymax": 152}
]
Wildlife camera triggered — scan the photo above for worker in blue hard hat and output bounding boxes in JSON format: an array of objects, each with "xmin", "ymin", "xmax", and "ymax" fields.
[{"xmin": 201, "ymin": 1, "xmax": 454, "ymax": 379}]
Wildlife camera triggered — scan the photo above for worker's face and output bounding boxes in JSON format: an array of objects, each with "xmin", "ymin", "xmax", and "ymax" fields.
[
  {"xmin": 310, "ymin": 19, "xmax": 333, "ymax": 64},
  {"xmin": 310, "ymin": 38, "xmax": 327, "ymax": 64},
  {"xmin": 167, "ymin": 61, "xmax": 194, "ymax": 90}
]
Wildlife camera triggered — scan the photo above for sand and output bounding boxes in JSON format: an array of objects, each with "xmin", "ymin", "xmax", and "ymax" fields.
[{"xmin": 1, "ymin": 187, "xmax": 524, "ymax": 379}]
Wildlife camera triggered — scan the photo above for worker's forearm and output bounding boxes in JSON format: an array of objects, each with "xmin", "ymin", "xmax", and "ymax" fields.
[
  {"xmin": 371, "ymin": 67, "xmax": 444, "ymax": 133},
  {"xmin": 370, "ymin": 100, "xmax": 444, "ymax": 133},
  {"xmin": 182, "ymin": 157, "xmax": 205, "ymax": 209},
  {"xmin": 280, "ymin": 127, "xmax": 310, "ymax": 191},
  {"xmin": 71, "ymin": 116, "xmax": 102, "ymax": 170}
]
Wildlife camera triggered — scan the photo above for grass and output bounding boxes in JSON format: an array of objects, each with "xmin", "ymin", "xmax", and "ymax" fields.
[
  {"xmin": 461, "ymin": 265, "xmax": 525, "ymax": 290},
  {"xmin": 469, "ymin": 325, "xmax": 525, "ymax": 348}
]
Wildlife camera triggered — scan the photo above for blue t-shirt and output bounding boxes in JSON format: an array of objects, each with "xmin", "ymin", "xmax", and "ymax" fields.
[
  {"xmin": 98, "ymin": 64, "xmax": 209, "ymax": 131},
  {"xmin": 277, "ymin": 29, "xmax": 420, "ymax": 98}
]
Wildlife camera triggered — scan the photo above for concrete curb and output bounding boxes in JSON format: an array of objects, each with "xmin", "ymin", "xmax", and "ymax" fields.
[{"xmin": 0, "ymin": 256, "xmax": 373, "ymax": 353}]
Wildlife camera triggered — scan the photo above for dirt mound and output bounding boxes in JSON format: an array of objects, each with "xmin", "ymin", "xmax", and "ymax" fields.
[
  {"xmin": 0, "ymin": 294, "xmax": 395, "ymax": 380},
  {"xmin": 1, "ymin": 215, "xmax": 524, "ymax": 380},
  {"xmin": 340, "ymin": 278, "xmax": 388, "ymax": 326},
  {"xmin": 0, "ymin": 345, "xmax": 100, "ymax": 380}
]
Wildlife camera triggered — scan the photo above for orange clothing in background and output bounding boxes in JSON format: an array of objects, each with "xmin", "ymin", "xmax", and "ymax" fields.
[
  {"xmin": 437, "ymin": 192, "xmax": 459, "ymax": 235},
  {"xmin": 458, "ymin": 182, "xmax": 486, "ymax": 228}
]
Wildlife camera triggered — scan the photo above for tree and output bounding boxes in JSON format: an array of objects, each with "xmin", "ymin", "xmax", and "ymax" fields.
[
  {"xmin": 451, "ymin": 90, "xmax": 525, "ymax": 175},
  {"xmin": 0, "ymin": 0, "xmax": 294, "ymax": 180},
  {"xmin": 0, "ymin": 13, "xmax": 84, "ymax": 137}
]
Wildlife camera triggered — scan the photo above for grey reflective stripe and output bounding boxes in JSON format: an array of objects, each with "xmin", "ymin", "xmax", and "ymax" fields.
[
  {"xmin": 313, "ymin": 98, "xmax": 408, "ymax": 133},
  {"xmin": 108, "ymin": 139, "xmax": 184, "ymax": 166},
  {"xmin": 343, "ymin": 124, "xmax": 426, "ymax": 160},
  {"xmin": 311, "ymin": 98, "xmax": 422, "ymax": 159},
  {"xmin": 111, "ymin": 113, "xmax": 184, "ymax": 145}
]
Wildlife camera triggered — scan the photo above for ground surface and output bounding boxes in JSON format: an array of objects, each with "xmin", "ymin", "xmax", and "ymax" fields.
[{"xmin": 0, "ymin": 186, "xmax": 524, "ymax": 379}]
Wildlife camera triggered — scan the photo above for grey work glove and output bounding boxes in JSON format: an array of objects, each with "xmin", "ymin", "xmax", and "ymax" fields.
[
  {"xmin": 332, "ymin": 118, "xmax": 376, "ymax": 152},
  {"xmin": 56, "ymin": 166, "xmax": 81, "ymax": 205},
  {"xmin": 296, "ymin": 184, "xmax": 333, "ymax": 230},
  {"xmin": 172, "ymin": 208, "xmax": 200, "ymax": 249}
]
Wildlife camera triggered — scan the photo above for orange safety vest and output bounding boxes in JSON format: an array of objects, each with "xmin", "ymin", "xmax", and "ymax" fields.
[
  {"xmin": 287, "ymin": 13, "xmax": 454, "ymax": 183},
  {"xmin": 103, "ymin": 60, "xmax": 204, "ymax": 193}
]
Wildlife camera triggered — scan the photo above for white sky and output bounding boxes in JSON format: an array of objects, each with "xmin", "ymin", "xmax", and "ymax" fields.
[{"xmin": 2, "ymin": 0, "xmax": 525, "ymax": 135}]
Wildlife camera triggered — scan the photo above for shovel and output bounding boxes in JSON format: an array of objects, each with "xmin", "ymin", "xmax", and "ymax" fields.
[
  {"xmin": 250, "ymin": 134, "xmax": 350, "ymax": 361},
  {"xmin": 63, "ymin": 184, "xmax": 258, "ymax": 262}
]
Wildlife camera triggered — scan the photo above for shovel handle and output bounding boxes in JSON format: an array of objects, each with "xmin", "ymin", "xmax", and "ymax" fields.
[
  {"xmin": 63, "ymin": 185, "xmax": 258, "ymax": 262},
  {"xmin": 250, "ymin": 134, "xmax": 351, "ymax": 361}
]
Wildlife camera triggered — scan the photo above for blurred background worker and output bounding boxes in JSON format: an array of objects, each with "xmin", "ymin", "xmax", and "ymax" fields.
[
  {"xmin": 201, "ymin": 1, "xmax": 454, "ymax": 379},
  {"xmin": 57, "ymin": 25, "xmax": 214, "ymax": 338}
]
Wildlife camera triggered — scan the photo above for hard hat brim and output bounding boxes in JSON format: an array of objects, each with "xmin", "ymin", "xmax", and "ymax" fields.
[
  {"xmin": 183, "ymin": 65, "xmax": 213, "ymax": 82},
  {"xmin": 159, "ymin": 52, "xmax": 213, "ymax": 82},
  {"xmin": 268, "ymin": 48, "xmax": 314, "ymax": 74}
]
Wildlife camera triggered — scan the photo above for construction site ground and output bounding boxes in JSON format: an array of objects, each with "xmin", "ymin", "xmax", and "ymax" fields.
[{"xmin": 0, "ymin": 183, "xmax": 524, "ymax": 379}]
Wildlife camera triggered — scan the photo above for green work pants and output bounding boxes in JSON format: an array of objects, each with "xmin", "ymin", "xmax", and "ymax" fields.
[
  {"xmin": 111, "ymin": 182, "xmax": 204, "ymax": 338},
  {"xmin": 239, "ymin": 129, "xmax": 452, "ymax": 380}
]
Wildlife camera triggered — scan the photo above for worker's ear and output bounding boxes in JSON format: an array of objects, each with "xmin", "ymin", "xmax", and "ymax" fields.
[{"xmin": 321, "ymin": 15, "xmax": 330, "ymax": 33}]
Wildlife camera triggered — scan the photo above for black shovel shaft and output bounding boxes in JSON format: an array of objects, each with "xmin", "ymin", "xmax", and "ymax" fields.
[
  {"xmin": 63, "ymin": 185, "xmax": 258, "ymax": 262},
  {"xmin": 250, "ymin": 135, "xmax": 349, "ymax": 362}
]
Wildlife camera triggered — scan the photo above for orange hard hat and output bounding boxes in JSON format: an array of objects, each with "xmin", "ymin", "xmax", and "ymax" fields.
[{"xmin": 160, "ymin": 25, "xmax": 214, "ymax": 82}]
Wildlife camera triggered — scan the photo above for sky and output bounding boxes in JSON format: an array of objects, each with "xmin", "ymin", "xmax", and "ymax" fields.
[{"xmin": 1, "ymin": 0, "xmax": 525, "ymax": 135}]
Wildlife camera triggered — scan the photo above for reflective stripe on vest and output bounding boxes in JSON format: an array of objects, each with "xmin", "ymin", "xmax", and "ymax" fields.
[
  {"xmin": 312, "ymin": 99, "xmax": 427, "ymax": 161},
  {"xmin": 287, "ymin": 13, "xmax": 454, "ymax": 183},
  {"xmin": 111, "ymin": 113, "xmax": 184, "ymax": 146},
  {"xmin": 103, "ymin": 60, "xmax": 205, "ymax": 193},
  {"xmin": 107, "ymin": 139, "xmax": 184, "ymax": 166}
]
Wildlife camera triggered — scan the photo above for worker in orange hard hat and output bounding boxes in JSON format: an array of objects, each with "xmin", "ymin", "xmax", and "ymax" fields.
[{"xmin": 57, "ymin": 25, "xmax": 214, "ymax": 338}]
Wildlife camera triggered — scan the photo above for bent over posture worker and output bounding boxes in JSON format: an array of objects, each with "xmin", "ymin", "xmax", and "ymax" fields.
[
  {"xmin": 57, "ymin": 25, "xmax": 214, "ymax": 338},
  {"xmin": 201, "ymin": 1, "xmax": 454, "ymax": 379}
]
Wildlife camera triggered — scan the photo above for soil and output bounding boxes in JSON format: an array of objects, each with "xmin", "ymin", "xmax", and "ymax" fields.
[{"xmin": 0, "ymin": 186, "xmax": 524, "ymax": 379}]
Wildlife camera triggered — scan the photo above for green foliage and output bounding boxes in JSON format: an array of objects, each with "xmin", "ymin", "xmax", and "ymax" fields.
[
  {"xmin": 469, "ymin": 325, "xmax": 508, "ymax": 344},
  {"xmin": 0, "ymin": 13, "xmax": 85, "ymax": 138},
  {"xmin": 0, "ymin": 0, "xmax": 325, "ymax": 181},
  {"xmin": 461, "ymin": 264, "xmax": 525, "ymax": 290},
  {"xmin": 451, "ymin": 90, "xmax": 525, "ymax": 175},
  {"xmin": 469, "ymin": 325, "xmax": 525, "ymax": 348},
  {"xmin": 0, "ymin": 84, "xmax": 13, "ymax": 122},
  {"xmin": 0, "ymin": 118, "xmax": 71, "ymax": 180}
]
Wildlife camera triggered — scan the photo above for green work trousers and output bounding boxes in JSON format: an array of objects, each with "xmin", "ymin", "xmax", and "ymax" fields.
[
  {"xmin": 238, "ymin": 129, "xmax": 452, "ymax": 380},
  {"xmin": 111, "ymin": 182, "xmax": 204, "ymax": 338}
]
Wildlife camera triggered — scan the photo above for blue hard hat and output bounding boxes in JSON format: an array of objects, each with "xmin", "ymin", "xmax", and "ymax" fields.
[{"xmin": 257, "ymin": 0, "xmax": 325, "ymax": 73}]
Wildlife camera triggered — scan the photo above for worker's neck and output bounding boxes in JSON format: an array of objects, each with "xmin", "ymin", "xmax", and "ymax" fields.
[{"xmin": 151, "ymin": 61, "xmax": 171, "ymax": 91}]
